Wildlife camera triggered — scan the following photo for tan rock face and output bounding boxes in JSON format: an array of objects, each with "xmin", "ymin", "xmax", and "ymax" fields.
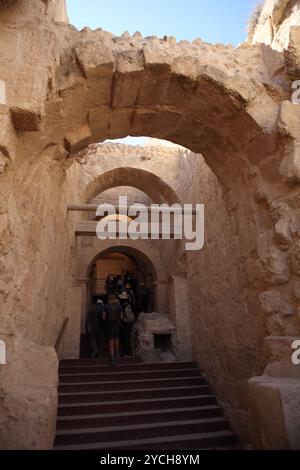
[
  {"xmin": 260, "ymin": 290, "xmax": 282, "ymax": 313},
  {"xmin": 0, "ymin": 0, "xmax": 300, "ymax": 451},
  {"xmin": 259, "ymin": 248, "xmax": 290, "ymax": 285},
  {"xmin": 289, "ymin": 240, "xmax": 300, "ymax": 275},
  {"xmin": 284, "ymin": 26, "xmax": 300, "ymax": 78},
  {"xmin": 249, "ymin": 0, "xmax": 300, "ymax": 51}
]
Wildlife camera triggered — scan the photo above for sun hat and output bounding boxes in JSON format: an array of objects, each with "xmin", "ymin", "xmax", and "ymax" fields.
[{"xmin": 119, "ymin": 291, "xmax": 129, "ymax": 300}]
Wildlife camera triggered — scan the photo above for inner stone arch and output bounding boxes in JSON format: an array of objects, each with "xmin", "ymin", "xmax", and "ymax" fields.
[
  {"xmin": 82, "ymin": 165, "xmax": 181, "ymax": 206},
  {"xmin": 1, "ymin": 0, "xmax": 300, "ymax": 451}
]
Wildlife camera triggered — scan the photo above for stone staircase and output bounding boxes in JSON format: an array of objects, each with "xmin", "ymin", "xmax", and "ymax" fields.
[{"xmin": 54, "ymin": 338, "xmax": 238, "ymax": 450}]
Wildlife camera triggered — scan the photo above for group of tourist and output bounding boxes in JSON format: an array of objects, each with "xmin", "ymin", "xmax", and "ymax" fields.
[{"xmin": 86, "ymin": 272, "xmax": 151, "ymax": 365}]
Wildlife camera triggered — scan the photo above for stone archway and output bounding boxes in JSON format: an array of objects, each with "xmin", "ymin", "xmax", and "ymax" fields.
[
  {"xmin": 63, "ymin": 238, "xmax": 169, "ymax": 360},
  {"xmin": 1, "ymin": 0, "xmax": 300, "ymax": 449},
  {"xmin": 82, "ymin": 166, "xmax": 181, "ymax": 205}
]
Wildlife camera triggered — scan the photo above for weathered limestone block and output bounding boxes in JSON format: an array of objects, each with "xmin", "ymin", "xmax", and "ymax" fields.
[
  {"xmin": 293, "ymin": 278, "xmax": 300, "ymax": 300},
  {"xmin": 0, "ymin": 338, "xmax": 58, "ymax": 449},
  {"xmin": 42, "ymin": 143, "xmax": 68, "ymax": 161},
  {"xmin": 248, "ymin": 375, "xmax": 300, "ymax": 449},
  {"xmin": 280, "ymin": 300, "xmax": 296, "ymax": 316},
  {"xmin": 112, "ymin": 50, "xmax": 144, "ymax": 108},
  {"xmin": 249, "ymin": 0, "xmax": 300, "ymax": 51},
  {"xmin": 143, "ymin": 43, "xmax": 172, "ymax": 71},
  {"xmin": 259, "ymin": 290, "xmax": 297, "ymax": 316},
  {"xmin": 131, "ymin": 109, "xmax": 157, "ymax": 136},
  {"xmin": 75, "ymin": 41, "xmax": 114, "ymax": 79},
  {"xmin": 137, "ymin": 43, "xmax": 172, "ymax": 106},
  {"xmin": 133, "ymin": 312, "xmax": 178, "ymax": 363},
  {"xmin": 75, "ymin": 40, "xmax": 115, "ymax": 108},
  {"xmin": 270, "ymin": 198, "xmax": 290, "ymax": 221},
  {"xmin": 43, "ymin": 0, "xmax": 69, "ymax": 23},
  {"xmin": 289, "ymin": 239, "xmax": 300, "ymax": 275},
  {"xmin": 11, "ymin": 106, "xmax": 42, "ymax": 132},
  {"xmin": 278, "ymin": 101, "xmax": 300, "ymax": 139},
  {"xmin": 259, "ymin": 290, "xmax": 281, "ymax": 313},
  {"xmin": 265, "ymin": 360, "xmax": 300, "ymax": 379},
  {"xmin": 259, "ymin": 247, "xmax": 290, "ymax": 285},
  {"xmin": 65, "ymin": 123, "xmax": 91, "ymax": 153},
  {"xmin": 284, "ymin": 26, "xmax": 300, "ymax": 79},
  {"xmin": 290, "ymin": 214, "xmax": 300, "ymax": 237},
  {"xmin": 279, "ymin": 143, "xmax": 300, "ymax": 185},
  {"xmin": 274, "ymin": 218, "xmax": 292, "ymax": 246},
  {"xmin": 108, "ymin": 108, "xmax": 132, "ymax": 139},
  {"xmin": 278, "ymin": 102, "xmax": 300, "ymax": 184},
  {"xmin": 88, "ymin": 106, "xmax": 110, "ymax": 142},
  {"xmin": 0, "ymin": 105, "xmax": 16, "ymax": 158},
  {"xmin": 0, "ymin": 149, "xmax": 9, "ymax": 174},
  {"xmin": 248, "ymin": 376, "xmax": 289, "ymax": 449},
  {"xmin": 265, "ymin": 335, "xmax": 299, "ymax": 362}
]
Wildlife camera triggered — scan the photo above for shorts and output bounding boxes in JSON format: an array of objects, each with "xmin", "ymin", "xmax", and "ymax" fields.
[{"xmin": 107, "ymin": 321, "xmax": 121, "ymax": 340}]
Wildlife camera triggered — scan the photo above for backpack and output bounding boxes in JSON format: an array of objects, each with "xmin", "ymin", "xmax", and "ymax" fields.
[{"xmin": 123, "ymin": 304, "xmax": 135, "ymax": 324}]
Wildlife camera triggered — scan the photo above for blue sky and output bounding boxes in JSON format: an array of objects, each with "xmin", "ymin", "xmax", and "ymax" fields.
[
  {"xmin": 66, "ymin": 0, "xmax": 259, "ymax": 145},
  {"xmin": 67, "ymin": 0, "xmax": 258, "ymax": 46}
]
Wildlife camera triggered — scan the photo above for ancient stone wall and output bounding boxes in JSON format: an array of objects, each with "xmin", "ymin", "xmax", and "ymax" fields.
[
  {"xmin": 249, "ymin": 0, "xmax": 300, "ymax": 51},
  {"xmin": 1, "ymin": 0, "xmax": 300, "ymax": 450}
]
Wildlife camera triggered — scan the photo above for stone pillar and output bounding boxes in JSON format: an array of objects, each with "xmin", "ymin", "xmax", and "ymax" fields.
[
  {"xmin": 168, "ymin": 274, "xmax": 192, "ymax": 361},
  {"xmin": 153, "ymin": 280, "xmax": 168, "ymax": 314}
]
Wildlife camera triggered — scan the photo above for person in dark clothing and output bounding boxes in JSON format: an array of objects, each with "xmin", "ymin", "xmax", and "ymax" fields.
[
  {"xmin": 104, "ymin": 295, "xmax": 123, "ymax": 365},
  {"xmin": 140, "ymin": 282, "xmax": 151, "ymax": 313},
  {"xmin": 119, "ymin": 293, "xmax": 135, "ymax": 357},
  {"xmin": 86, "ymin": 299, "xmax": 105, "ymax": 357}
]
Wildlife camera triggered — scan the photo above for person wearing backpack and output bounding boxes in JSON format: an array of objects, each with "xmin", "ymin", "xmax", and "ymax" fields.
[
  {"xmin": 121, "ymin": 300, "xmax": 135, "ymax": 357},
  {"xmin": 104, "ymin": 294, "xmax": 123, "ymax": 365}
]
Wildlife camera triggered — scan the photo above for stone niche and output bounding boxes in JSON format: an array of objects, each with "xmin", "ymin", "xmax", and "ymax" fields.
[{"xmin": 133, "ymin": 313, "xmax": 178, "ymax": 363}]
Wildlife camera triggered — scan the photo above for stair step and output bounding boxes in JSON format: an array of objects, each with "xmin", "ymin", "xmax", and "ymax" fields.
[
  {"xmin": 55, "ymin": 417, "xmax": 230, "ymax": 446},
  {"xmin": 57, "ymin": 405, "xmax": 224, "ymax": 430},
  {"xmin": 54, "ymin": 430, "xmax": 237, "ymax": 450},
  {"xmin": 59, "ymin": 368, "xmax": 201, "ymax": 383},
  {"xmin": 58, "ymin": 385, "xmax": 210, "ymax": 404},
  {"xmin": 60, "ymin": 357, "xmax": 141, "ymax": 366},
  {"xmin": 58, "ymin": 375, "xmax": 206, "ymax": 393},
  {"xmin": 59, "ymin": 362, "xmax": 198, "ymax": 374},
  {"xmin": 58, "ymin": 395, "xmax": 217, "ymax": 416},
  {"xmin": 55, "ymin": 352, "xmax": 238, "ymax": 450}
]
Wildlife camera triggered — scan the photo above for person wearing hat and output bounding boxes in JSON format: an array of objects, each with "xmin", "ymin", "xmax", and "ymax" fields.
[
  {"xmin": 86, "ymin": 298, "xmax": 105, "ymax": 358},
  {"xmin": 104, "ymin": 294, "xmax": 123, "ymax": 365}
]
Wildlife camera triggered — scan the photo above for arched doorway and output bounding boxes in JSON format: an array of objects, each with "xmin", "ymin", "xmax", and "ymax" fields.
[{"xmin": 87, "ymin": 246, "xmax": 156, "ymax": 313}]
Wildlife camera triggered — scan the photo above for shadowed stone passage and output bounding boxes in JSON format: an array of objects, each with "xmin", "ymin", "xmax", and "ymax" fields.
[{"xmin": 1, "ymin": 0, "xmax": 300, "ymax": 450}]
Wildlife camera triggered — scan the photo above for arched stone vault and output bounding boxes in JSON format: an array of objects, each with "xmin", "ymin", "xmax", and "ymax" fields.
[
  {"xmin": 82, "ymin": 166, "xmax": 181, "ymax": 205},
  {"xmin": 75, "ymin": 239, "xmax": 169, "ymax": 342},
  {"xmin": 41, "ymin": 30, "xmax": 286, "ymax": 191},
  {"xmin": 1, "ymin": 0, "xmax": 300, "ymax": 450},
  {"xmin": 79, "ymin": 240, "xmax": 165, "ymax": 283}
]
